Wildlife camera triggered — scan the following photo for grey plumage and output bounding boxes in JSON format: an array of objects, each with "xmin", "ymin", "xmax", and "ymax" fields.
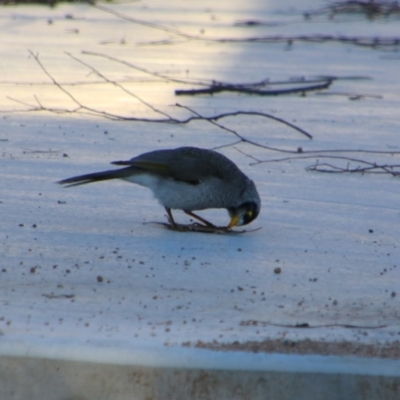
[{"xmin": 58, "ymin": 147, "xmax": 261, "ymax": 228}]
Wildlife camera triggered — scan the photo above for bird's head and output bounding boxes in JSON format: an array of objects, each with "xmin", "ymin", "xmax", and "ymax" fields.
[
  {"xmin": 227, "ymin": 200, "xmax": 260, "ymax": 228},
  {"xmin": 227, "ymin": 178, "xmax": 261, "ymax": 228}
]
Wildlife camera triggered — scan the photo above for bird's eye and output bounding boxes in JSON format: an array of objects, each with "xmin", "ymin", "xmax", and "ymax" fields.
[
  {"xmin": 234, "ymin": 201, "xmax": 259, "ymax": 226},
  {"xmin": 242, "ymin": 210, "xmax": 254, "ymax": 224}
]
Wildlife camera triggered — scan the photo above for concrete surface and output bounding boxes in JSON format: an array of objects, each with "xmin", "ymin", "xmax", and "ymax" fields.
[{"xmin": 1, "ymin": 0, "xmax": 400, "ymax": 398}]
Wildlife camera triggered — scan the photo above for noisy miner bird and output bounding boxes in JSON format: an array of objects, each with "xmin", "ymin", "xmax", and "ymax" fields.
[{"xmin": 57, "ymin": 147, "xmax": 260, "ymax": 230}]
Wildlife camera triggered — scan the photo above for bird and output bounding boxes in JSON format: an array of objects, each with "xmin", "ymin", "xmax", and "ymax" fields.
[{"xmin": 57, "ymin": 146, "xmax": 261, "ymax": 229}]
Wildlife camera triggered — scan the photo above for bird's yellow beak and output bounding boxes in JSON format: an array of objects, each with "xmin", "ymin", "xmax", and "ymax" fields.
[{"xmin": 228, "ymin": 213, "xmax": 240, "ymax": 228}]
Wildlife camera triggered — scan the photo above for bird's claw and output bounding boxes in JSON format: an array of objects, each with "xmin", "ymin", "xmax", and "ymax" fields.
[{"xmin": 146, "ymin": 221, "xmax": 248, "ymax": 234}]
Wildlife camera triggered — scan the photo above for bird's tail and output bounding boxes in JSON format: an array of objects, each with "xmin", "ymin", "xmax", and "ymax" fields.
[{"xmin": 57, "ymin": 167, "xmax": 134, "ymax": 188}]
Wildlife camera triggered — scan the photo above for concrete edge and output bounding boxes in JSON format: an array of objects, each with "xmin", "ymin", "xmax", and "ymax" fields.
[{"xmin": 1, "ymin": 339, "xmax": 399, "ymax": 377}]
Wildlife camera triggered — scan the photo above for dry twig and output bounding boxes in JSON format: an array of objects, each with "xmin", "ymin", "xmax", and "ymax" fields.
[
  {"xmin": 304, "ymin": 0, "xmax": 400, "ymax": 21},
  {"xmin": 90, "ymin": 3, "xmax": 400, "ymax": 50},
  {"xmin": 8, "ymin": 51, "xmax": 314, "ymax": 143},
  {"xmin": 82, "ymin": 50, "xmax": 343, "ymax": 98},
  {"xmin": 175, "ymin": 78, "xmax": 333, "ymax": 96},
  {"xmin": 10, "ymin": 52, "xmax": 399, "ymax": 179},
  {"xmin": 306, "ymin": 159, "xmax": 400, "ymax": 176},
  {"xmin": 240, "ymin": 151, "xmax": 400, "ymax": 177}
]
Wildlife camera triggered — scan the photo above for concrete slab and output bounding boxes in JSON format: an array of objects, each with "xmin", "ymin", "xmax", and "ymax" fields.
[{"xmin": 1, "ymin": 0, "xmax": 399, "ymax": 398}]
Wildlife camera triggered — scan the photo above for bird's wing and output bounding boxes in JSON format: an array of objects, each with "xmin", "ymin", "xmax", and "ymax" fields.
[{"xmin": 111, "ymin": 148, "xmax": 223, "ymax": 184}]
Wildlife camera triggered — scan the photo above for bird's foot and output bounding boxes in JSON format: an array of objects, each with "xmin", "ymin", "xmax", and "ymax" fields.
[
  {"xmin": 144, "ymin": 220, "xmax": 261, "ymax": 234},
  {"xmin": 168, "ymin": 222, "xmax": 232, "ymax": 233},
  {"xmin": 145, "ymin": 221, "xmax": 256, "ymax": 234}
]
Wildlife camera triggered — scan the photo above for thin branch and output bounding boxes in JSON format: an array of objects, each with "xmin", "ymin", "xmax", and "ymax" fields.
[
  {"xmin": 239, "ymin": 148, "xmax": 400, "ymax": 161},
  {"xmin": 175, "ymin": 104, "xmax": 313, "ymax": 143},
  {"xmin": 175, "ymin": 106, "xmax": 313, "ymax": 139},
  {"xmin": 304, "ymin": 1, "xmax": 400, "ymax": 20},
  {"xmin": 175, "ymin": 79, "xmax": 333, "ymax": 96},
  {"xmin": 6, "ymin": 96, "xmax": 82, "ymax": 115},
  {"xmin": 212, "ymin": 140, "xmax": 243, "ymax": 151},
  {"xmin": 11, "ymin": 52, "xmax": 398, "ymax": 180},
  {"xmin": 65, "ymin": 51, "xmax": 175, "ymax": 121},
  {"xmin": 82, "ymin": 50, "xmax": 213, "ymax": 86},
  {"xmin": 82, "ymin": 51, "xmax": 369, "ymax": 98},
  {"xmin": 27, "ymin": 50, "xmax": 118, "ymax": 118},
  {"xmin": 307, "ymin": 159, "xmax": 400, "ymax": 176},
  {"xmin": 316, "ymin": 91, "xmax": 383, "ymax": 100},
  {"xmin": 85, "ymin": 49, "xmax": 330, "ymax": 94},
  {"xmin": 235, "ymin": 149, "xmax": 400, "ymax": 177},
  {"xmin": 209, "ymin": 110, "xmax": 313, "ymax": 139},
  {"xmin": 28, "ymin": 51, "xmax": 83, "ymax": 108},
  {"xmin": 90, "ymin": 3, "xmax": 400, "ymax": 50},
  {"xmin": 240, "ymin": 319, "xmax": 387, "ymax": 329},
  {"xmin": 90, "ymin": 1, "xmax": 186, "ymax": 37},
  {"xmin": 11, "ymin": 54, "xmax": 315, "ymax": 140}
]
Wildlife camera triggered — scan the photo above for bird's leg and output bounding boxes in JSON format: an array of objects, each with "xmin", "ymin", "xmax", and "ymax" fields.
[
  {"xmin": 184, "ymin": 211, "xmax": 216, "ymax": 228},
  {"xmin": 165, "ymin": 208, "xmax": 177, "ymax": 228}
]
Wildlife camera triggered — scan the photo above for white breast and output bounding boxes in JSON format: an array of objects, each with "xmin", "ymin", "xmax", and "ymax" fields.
[{"xmin": 121, "ymin": 174, "xmax": 230, "ymax": 211}]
